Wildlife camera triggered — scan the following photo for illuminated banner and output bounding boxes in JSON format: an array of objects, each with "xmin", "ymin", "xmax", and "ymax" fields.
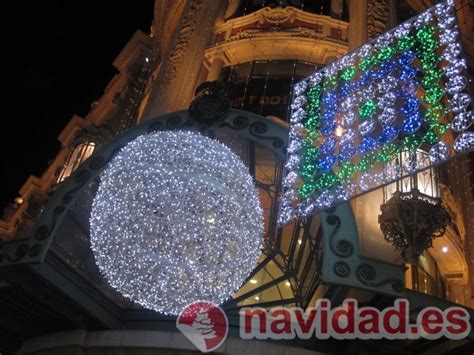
[{"xmin": 279, "ymin": 0, "xmax": 473, "ymax": 224}]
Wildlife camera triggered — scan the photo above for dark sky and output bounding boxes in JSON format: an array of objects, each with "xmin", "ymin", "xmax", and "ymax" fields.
[{"xmin": 2, "ymin": 1, "xmax": 154, "ymax": 209}]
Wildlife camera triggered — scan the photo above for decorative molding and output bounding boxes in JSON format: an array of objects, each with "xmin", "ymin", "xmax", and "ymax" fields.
[
  {"xmin": 334, "ymin": 261, "xmax": 351, "ymax": 277},
  {"xmin": 205, "ymin": 35, "xmax": 347, "ymax": 69},
  {"xmin": 356, "ymin": 263, "xmax": 404, "ymax": 293},
  {"xmin": 215, "ymin": 6, "xmax": 348, "ymax": 37},
  {"xmin": 159, "ymin": 0, "xmax": 204, "ymax": 91},
  {"xmin": 112, "ymin": 30, "xmax": 153, "ymax": 71},
  {"xmin": 189, "ymin": 81, "xmax": 231, "ymax": 124},
  {"xmin": 320, "ymin": 202, "xmax": 405, "ymax": 296},
  {"xmin": 367, "ymin": 0, "xmax": 391, "ymax": 40},
  {"xmin": 260, "ymin": 6, "xmax": 296, "ymax": 24},
  {"xmin": 71, "ymin": 125, "xmax": 114, "ymax": 148},
  {"xmin": 327, "ymin": 214, "xmax": 354, "ymax": 258},
  {"xmin": 205, "ymin": 6, "xmax": 349, "ymax": 69},
  {"xmin": 440, "ymin": 183, "xmax": 466, "ymax": 243}
]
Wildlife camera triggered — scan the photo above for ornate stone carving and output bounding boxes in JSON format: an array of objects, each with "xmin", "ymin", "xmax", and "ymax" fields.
[
  {"xmin": 213, "ymin": 5, "xmax": 349, "ymax": 45},
  {"xmin": 260, "ymin": 7, "xmax": 296, "ymax": 24},
  {"xmin": 159, "ymin": 0, "xmax": 203, "ymax": 91},
  {"xmin": 440, "ymin": 183, "xmax": 466, "ymax": 242},
  {"xmin": 367, "ymin": 0, "xmax": 391, "ymax": 39},
  {"xmin": 227, "ymin": 27, "xmax": 326, "ymax": 43}
]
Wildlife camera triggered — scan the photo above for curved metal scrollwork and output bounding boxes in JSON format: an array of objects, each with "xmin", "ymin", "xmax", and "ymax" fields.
[
  {"xmin": 217, "ymin": 115, "xmax": 249, "ymax": 130},
  {"xmin": 334, "ymin": 261, "xmax": 351, "ymax": 278},
  {"xmin": 321, "ymin": 202, "xmax": 405, "ymax": 297},
  {"xmin": 327, "ymin": 214, "xmax": 354, "ymax": 258},
  {"xmin": 356, "ymin": 263, "xmax": 404, "ymax": 293},
  {"xmin": 249, "ymin": 122, "xmax": 285, "ymax": 149}
]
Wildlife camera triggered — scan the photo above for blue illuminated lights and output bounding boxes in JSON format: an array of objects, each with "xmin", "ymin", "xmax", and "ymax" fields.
[
  {"xmin": 397, "ymin": 50, "xmax": 415, "ymax": 66},
  {"xmin": 322, "ymin": 109, "xmax": 337, "ymax": 122},
  {"xmin": 280, "ymin": 0, "xmax": 473, "ymax": 224},
  {"xmin": 340, "ymin": 82, "xmax": 352, "ymax": 96},
  {"xmin": 380, "ymin": 61, "xmax": 395, "ymax": 76},
  {"xmin": 318, "ymin": 154, "xmax": 337, "ymax": 171},
  {"xmin": 359, "ymin": 72, "xmax": 372, "ymax": 86},
  {"xmin": 321, "ymin": 121, "xmax": 337, "ymax": 136},
  {"xmin": 322, "ymin": 91, "xmax": 338, "ymax": 106},
  {"xmin": 399, "ymin": 83, "xmax": 423, "ymax": 134},
  {"xmin": 380, "ymin": 125, "xmax": 399, "ymax": 144},
  {"xmin": 401, "ymin": 97, "xmax": 419, "ymax": 114},
  {"xmin": 400, "ymin": 66, "xmax": 417, "ymax": 81},
  {"xmin": 320, "ymin": 137, "xmax": 337, "ymax": 155},
  {"xmin": 402, "ymin": 112, "xmax": 423, "ymax": 134},
  {"xmin": 339, "ymin": 143, "xmax": 357, "ymax": 163},
  {"xmin": 359, "ymin": 136, "xmax": 379, "ymax": 154}
]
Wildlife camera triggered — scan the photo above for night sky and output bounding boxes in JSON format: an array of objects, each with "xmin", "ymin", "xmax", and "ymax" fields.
[{"xmin": 1, "ymin": 1, "xmax": 154, "ymax": 210}]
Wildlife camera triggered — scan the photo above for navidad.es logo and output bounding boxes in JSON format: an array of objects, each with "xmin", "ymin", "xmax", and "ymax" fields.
[
  {"xmin": 176, "ymin": 300, "xmax": 229, "ymax": 353},
  {"xmin": 177, "ymin": 298, "xmax": 471, "ymax": 352}
]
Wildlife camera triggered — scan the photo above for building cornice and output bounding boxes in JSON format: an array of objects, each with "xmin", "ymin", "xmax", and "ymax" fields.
[
  {"xmin": 216, "ymin": 6, "xmax": 348, "ymax": 37},
  {"xmin": 205, "ymin": 33, "xmax": 348, "ymax": 69},
  {"xmin": 204, "ymin": 6, "xmax": 349, "ymax": 68}
]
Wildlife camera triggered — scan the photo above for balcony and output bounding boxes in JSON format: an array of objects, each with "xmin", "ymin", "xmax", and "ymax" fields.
[{"xmin": 205, "ymin": 7, "xmax": 349, "ymax": 68}]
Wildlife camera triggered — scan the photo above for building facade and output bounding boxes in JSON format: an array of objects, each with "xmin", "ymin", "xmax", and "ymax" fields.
[{"xmin": 1, "ymin": 0, "xmax": 473, "ymax": 354}]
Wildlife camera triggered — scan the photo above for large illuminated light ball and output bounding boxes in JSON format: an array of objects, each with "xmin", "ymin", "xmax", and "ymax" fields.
[{"xmin": 90, "ymin": 130, "xmax": 263, "ymax": 315}]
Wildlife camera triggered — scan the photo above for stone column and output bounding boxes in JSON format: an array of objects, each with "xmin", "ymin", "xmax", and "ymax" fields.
[
  {"xmin": 206, "ymin": 56, "xmax": 225, "ymax": 82},
  {"xmin": 141, "ymin": 0, "xmax": 227, "ymax": 120},
  {"xmin": 367, "ymin": 0, "xmax": 392, "ymax": 40},
  {"xmin": 348, "ymin": 0, "xmax": 368, "ymax": 50},
  {"xmin": 446, "ymin": 279, "xmax": 467, "ymax": 305},
  {"xmin": 442, "ymin": 156, "xmax": 474, "ymax": 308}
]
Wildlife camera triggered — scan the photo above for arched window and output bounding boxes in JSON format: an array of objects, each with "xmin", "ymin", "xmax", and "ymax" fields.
[{"xmin": 57, "ymin": 142, "xmax": 96, "ymax": 183}]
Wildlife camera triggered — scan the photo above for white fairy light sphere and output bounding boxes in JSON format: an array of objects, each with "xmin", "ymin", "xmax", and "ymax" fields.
[{"xmin": 90, "ymin": 130, "xmax": 263, "ymax": 315}]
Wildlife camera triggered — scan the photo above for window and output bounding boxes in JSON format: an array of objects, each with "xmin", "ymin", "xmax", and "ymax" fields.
[
  {"xmin": 405, "ymin": 251, "xmax": 445, "ymax": 299},
  {"xmin": 221, "ymin": 60, "xmax": 322, "ymax": 120},
  {"xmin": 57, "ymin": 142, "xmax": 96, "ymax": 182}
]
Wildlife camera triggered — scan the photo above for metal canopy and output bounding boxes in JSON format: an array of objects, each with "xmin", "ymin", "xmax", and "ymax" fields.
[{"xmin": 3, "ymin": 108, "xmax": 455, "ymax": 352}]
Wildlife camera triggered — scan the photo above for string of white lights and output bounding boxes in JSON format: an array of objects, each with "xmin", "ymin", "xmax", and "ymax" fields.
[{"xmin": 90, "ymin": 130, "xmax": 264, "ymax": 315}]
